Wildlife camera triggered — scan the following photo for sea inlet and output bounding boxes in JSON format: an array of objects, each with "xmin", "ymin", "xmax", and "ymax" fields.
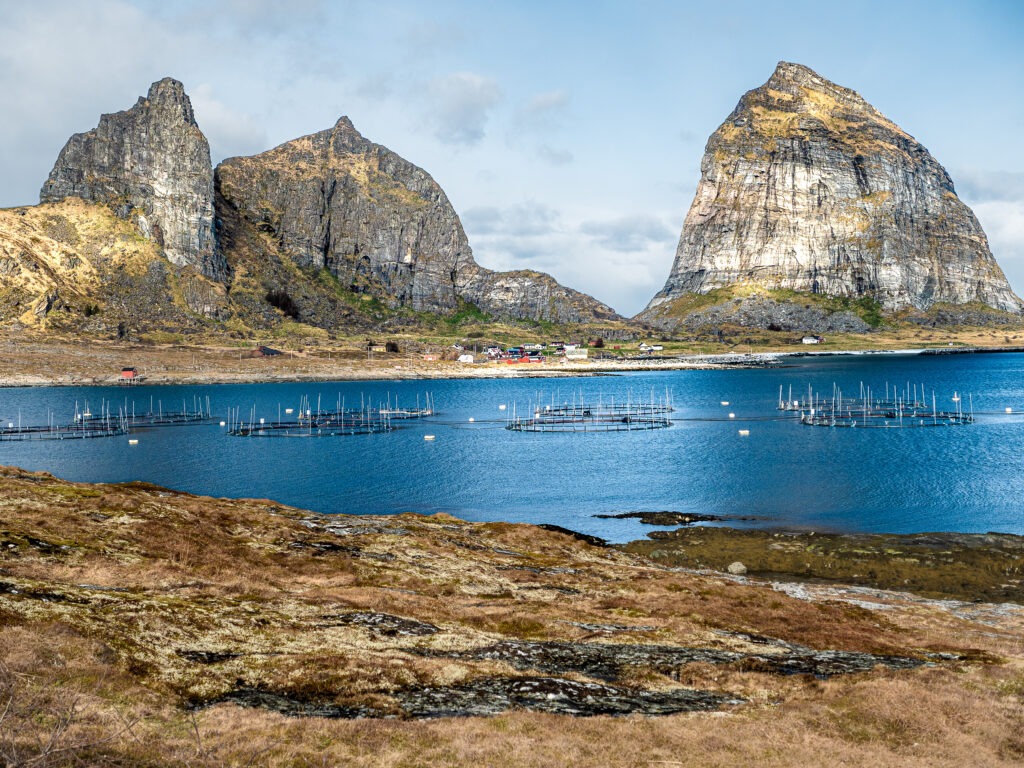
[{"xmin": 1, "ymin": 352, "xmax": 1022, "ymax": 544}]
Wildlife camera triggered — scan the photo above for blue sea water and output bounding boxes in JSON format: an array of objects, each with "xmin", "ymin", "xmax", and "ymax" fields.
[{"xmin": 1, "ymin": 352, "xmax": 1023, "ymax": 543}]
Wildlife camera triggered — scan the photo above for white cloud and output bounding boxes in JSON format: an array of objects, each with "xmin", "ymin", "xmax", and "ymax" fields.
[
  {"xmin": 460, "ymin": 203, "xmax": 677, "ymax": 316},
  {"xmin": 536, "ymin": 145, "xmax": 574, "ymax": 166},
  {"xmin": 579, "ymin": 215, "xmax": 677, "ymax": 253},
  {"xmin": 190, "ymin": 84, "xmax": 267, "ymax": 161},
  {"xmin": 526, "ymin": 89, "xmax": 570, "ymax": 116},
  {"xmin": 955, "ymin": 168, "xmax": 1024, "ymax": 298},
  {"xmin": 972, "ymin": 199, "xmax": 1024, "ymax": 297},
  {"xmin": 954, "ymin": 169, "xmax": 1024, "ymax": 202},
  {"xmin": 424, "ymin": 73, "xmax": 501, "ymax": 146}
]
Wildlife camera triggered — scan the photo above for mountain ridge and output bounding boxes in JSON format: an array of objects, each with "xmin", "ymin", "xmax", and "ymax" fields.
[{"xmin": 2, "ymin": 79, "xmax": 621, "ymax": 338}]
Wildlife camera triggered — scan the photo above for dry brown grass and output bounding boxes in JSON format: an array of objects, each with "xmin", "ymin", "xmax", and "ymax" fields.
[{"xmin": 1, "ymin": 467, "xmax": 1022, "ymax": 766}]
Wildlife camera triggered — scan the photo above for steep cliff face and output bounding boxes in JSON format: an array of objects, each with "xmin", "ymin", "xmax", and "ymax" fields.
[
  {"xmin": 40, "ymin": 78, "xmax": 224, "ymax": 280},
  {"xmin": 216, "ymin": 118, "xmax": 619, "ymax": 324},
  {"xmin": 642, "ymin": 62, "xmax": 1022, "ymax": 323}
]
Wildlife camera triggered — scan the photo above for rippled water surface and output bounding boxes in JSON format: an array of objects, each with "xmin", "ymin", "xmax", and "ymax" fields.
[{"xmin": 2, "ymin": 352, "xmax": 1023, "ymax": 542}]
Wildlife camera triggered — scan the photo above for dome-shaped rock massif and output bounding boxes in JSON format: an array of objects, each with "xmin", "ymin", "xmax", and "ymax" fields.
[{"xmin": 639, "ymin": 62, "xmax": 1022, "ymax": 329}]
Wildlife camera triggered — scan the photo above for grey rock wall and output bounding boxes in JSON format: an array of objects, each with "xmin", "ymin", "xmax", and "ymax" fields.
[
  {"xmin": 216, "ymin": 118, "xmax": 619, "ymax": 323},
  {"xmin": 40, "ymin": 78, "xmax": 223, "ymax": 280}
]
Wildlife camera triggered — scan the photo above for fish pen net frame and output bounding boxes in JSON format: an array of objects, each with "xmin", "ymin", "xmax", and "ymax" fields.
[
  {"xmin": 223, "ymin": 392, "xmax": 436, "ymax": 438},
  {"xmin": 782, "ymin": 382, "xmax": 975, "ymax": 428},
  {"xmin": 506, "ymin": 392, "xmax": 673, "ymax": 433}
]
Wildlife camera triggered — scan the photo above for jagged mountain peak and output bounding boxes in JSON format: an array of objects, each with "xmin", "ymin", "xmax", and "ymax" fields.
[
  {"xmin": 143, "ymin": 77, "xmax": 194, "ymax": 117},
  {"xmin": 215, "ymin": 115, "xmax": 620, "ymax": 324},
  {"xmin": 40, "ymin": 77, "xmax": 222, "ymax": 280}
]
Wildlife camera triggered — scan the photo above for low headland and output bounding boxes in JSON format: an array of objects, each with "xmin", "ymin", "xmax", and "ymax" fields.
[{"xmin": 2, "ymin": 324, "xmax": 1024, "ymax": 387}]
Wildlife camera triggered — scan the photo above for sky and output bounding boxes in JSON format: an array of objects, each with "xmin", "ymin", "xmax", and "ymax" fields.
[{"xmin": 1, "ymin": 0, "xmax": 1022, "ymax": 317}]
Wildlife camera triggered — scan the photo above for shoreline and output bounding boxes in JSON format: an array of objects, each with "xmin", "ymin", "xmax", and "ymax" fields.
[{"xmin": 2, "ymin": 340, "xmax": 1022, "ymax": 388}]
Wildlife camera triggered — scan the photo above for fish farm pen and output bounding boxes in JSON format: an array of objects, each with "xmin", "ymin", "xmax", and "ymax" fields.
[
  {"xmin": 80, "ymin": 396, "xmax": 216, "ymax": 428},
  {"xmin": 779, "ymin": 383, "xmax": 975, "ymax": 428},
  {"xmin": 225, "ymin": 393, "xmax": 435, "ymax": 437},
  {"xmin": 506, "ymin": 392, "xmax": 674, "ymax": 433},
  {"xmin": 1, "ymin": 401, "xmax": 128, "ymax": 441},
  {"xmin": 0, "ymin": 420, "xmax": 128, "ymax": 441}
]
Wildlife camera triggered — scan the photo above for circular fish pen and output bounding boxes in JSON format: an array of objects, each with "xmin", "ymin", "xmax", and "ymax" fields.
[{"xmin": 505, "ymin": 393, "xmax": 673, "ymax": 433}]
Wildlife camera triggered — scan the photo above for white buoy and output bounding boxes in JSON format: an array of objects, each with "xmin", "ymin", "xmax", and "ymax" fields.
[
  {"xmin": 720, "ymin": 401, "xmax": 729, "ymax": 406},
  {"xmin": 728, "ymin": 413, "xmax": 735, "ymax": 419},
  {"xmin": 259, "ymin": 417, "xmax": 265, "ymax": 425},
  {"xmin": 128, "ymin": 439, "xmax": 139, "ymax": 445},
  {"xmin": 498, "ymin": 404, "xmax": 507, "ymax": 411},
  {"xmin": 1007, "ymin": 407, "xmax": 1013, "ymax": 414},
  {"xmin": 468, "ymin": 417, "xmax": 475, "ymax": 423},
  {"xmin": 219, "ymin": 421, "xmax": 226, "ymax": 426},
  {"xmin": 424, "ymin": 435, "xmax": 436, "ymax": 441},
  {"xmin": 738, "ymin": 430, "xmax": 750, "ymax": 436},
  {"xmin": 285, "ymin": 408, "xmax": 294, "ymax": 415}
]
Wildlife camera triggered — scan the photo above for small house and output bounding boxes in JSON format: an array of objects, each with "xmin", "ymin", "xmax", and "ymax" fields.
[
  {"xmin": 118, "ymin": 367, "xmax": 144, "ymax": 385},
  {"xmin": 801, "ymin": 336, "xmax": 825, "ymax": 345}
]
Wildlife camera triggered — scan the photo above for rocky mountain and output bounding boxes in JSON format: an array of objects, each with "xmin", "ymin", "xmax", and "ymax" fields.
[
  {"xmin": 215, "ymin": 117, "xmax": 619, "ymax": 325},
  {"xmin": 40, "ymin": 78, "xmax": 224, "ymax": 281},
  {"xmin": 640, "ymin": 62, "xmax": 1022, "ymax": 329},
  {"xmin": 3, "ymin": 79, "xmax": 620, "ymax": 337}
]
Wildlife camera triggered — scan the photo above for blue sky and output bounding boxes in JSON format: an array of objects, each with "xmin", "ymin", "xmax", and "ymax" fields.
[{"xmin": 1, "ymin": 0, "xmax": 1022, "ymax": 316}]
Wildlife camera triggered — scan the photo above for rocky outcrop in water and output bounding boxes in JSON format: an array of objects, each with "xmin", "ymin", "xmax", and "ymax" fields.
[
  {"xmin": 215, "ymin": 117, "xmax": 619, "ymax": 323},
  {"xmin": 641, "ymin": 62, "xmax": 1022, "ymax": 325},
  {"xmin": 40, "ymin": 78, "xmax": 223, "ymax": 280}
]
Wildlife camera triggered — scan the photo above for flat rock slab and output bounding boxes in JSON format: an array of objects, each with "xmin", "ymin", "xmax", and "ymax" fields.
[
  {"xmin": 207, "ymin": 677, "xmax": 744, "ymax": 719},
  {"xmin": 416, "ymin": 640, "xmax": 927, "ymax": 681},
  {"xmin": 394, "ymin": 676, "xmax": 743, "ymax": 718},
  {"xmin": 319, "ymin": 611, "xmax": 439, "ymax": 636},
  {"xmin": 594, "ymin": 511, "xmax": 723, "ymax": 526}
]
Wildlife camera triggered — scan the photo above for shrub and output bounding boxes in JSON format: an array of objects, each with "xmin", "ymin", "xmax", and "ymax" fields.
[{"xmin": 265, "ymin": 289, "xmax": 300, "ymax": 319}]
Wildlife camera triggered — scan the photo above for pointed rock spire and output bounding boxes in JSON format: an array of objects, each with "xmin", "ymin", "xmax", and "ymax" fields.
[{"xmin": 40, "ymin": 78, "xmax": 225, "ymax": 280}]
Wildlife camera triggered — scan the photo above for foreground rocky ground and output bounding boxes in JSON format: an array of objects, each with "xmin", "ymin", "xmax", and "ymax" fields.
[{"xmin": 1, "ymin": 466, "xmax": 1022, "ymax": 765}]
